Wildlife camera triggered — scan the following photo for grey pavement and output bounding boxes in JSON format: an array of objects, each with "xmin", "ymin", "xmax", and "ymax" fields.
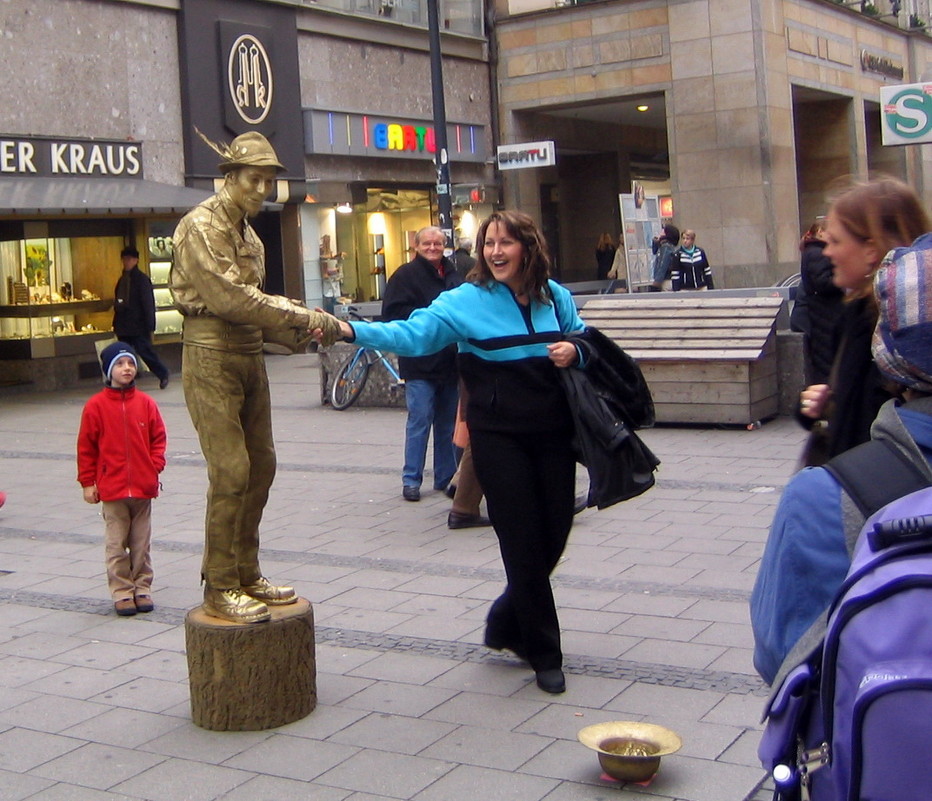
[{"xmin": 0, "ymin": 352, "xmax": 799, "ymax": 801}]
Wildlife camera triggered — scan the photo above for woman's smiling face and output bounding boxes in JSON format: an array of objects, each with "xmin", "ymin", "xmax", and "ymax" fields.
[{"xmin": 483, "ymin": 221, "xmax": 525, "ymax": 292}]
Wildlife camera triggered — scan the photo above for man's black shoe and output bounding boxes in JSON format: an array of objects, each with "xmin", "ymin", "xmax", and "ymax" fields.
[
  {"xmin": 444, "ymin": 483, "xmax": 457, "ymax": 499},
  {"xmin": 536, "ymin": 668, "xmax": 566, "ymax": 694},
  {"xmin": 448, "ymin": 511, "xmax": 491, "ymax": 529},
  {"xmin": 402, "ymin": 486, "xmax": 420, "ymax": 502},
  {"xmin": 159, "ymin": 376, "xmax": 170, "ymax": 390}
]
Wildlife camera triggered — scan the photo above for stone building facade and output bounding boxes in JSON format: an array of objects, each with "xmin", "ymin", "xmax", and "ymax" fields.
[{"xmin": 491, "ymin": 0, "xmax": 932, "ymax": 287}]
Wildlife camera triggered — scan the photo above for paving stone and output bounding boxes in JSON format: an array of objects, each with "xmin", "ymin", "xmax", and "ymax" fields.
[
  {"xmin": 421, "ymin": 724, "xmax": 552, "ymax": 771},
  {"xmin": 112, "ymin": 758, "xmax": 254, "ymax": 801},
  {"xmin": 30, "ymin": 742, "xmax": 166, "ymax": 791},
  {"xmin": 62, "ymin": 707, "xmax": 191, "ymax": 750},
  {"xmin": 423, "ymin": 762, "xmax": 562, "ymax": 801},
  {"xmin": 316, "ymin": 748, "xmax": 455, "ymax": 797},
  {"xmin": 0, "ymin": 727, "xmax": 84, "ymax": 772},
  {"xmin": 0, "ymin": 694, "xmax": 112, "ymax": 734}
]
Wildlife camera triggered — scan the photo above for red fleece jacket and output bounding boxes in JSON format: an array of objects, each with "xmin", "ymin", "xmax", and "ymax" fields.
[{"xmin": 77, "ymin": 385, "xmax": 166, "ymax": 501}]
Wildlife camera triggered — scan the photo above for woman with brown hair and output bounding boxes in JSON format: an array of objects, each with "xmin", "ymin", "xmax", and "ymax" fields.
[
  {"xmin": 595, "ymin": 232, "xmax": 617, "ymax": 280},
  {"xmin": 798, "ymin": 177, "xmax": 931, "ymax": 464},
  {"xmin": 321, "ymin": 210, "xmax": 586, "ymax": 694}
]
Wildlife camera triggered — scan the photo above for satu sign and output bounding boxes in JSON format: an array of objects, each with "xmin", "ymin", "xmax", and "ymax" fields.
[{"xmin": 880, "ymin": 83, "xmax": 932, "ymax": 145}]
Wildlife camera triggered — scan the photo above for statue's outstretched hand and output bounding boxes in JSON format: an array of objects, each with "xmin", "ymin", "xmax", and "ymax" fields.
[{"xmin": 307, "ymin": 311, "xmax": 344, "ymax": 347}]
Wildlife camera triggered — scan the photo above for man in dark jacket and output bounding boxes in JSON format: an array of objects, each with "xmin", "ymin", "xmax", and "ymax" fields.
[
  {"xmin": 382, "ymin": 226, "xmax": 462, "ymax": 501},
  {"xmin": 113, "ymin": 246, "xmax": 170, "ymax": 389}
]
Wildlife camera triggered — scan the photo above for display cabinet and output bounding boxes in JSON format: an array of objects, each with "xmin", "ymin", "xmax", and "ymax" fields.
[
  {"xmin": 148, "ymin": 222, "xmax": 182, "ymax": 341},
  {"xmin": 0, "ymin": 232, "xmax": 117, "ymax": 359}
]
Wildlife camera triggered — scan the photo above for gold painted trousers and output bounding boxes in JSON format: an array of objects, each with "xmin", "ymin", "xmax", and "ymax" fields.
[{"xmin": 182, "ymin": 344, "xmax": 275, "ymax": 589}]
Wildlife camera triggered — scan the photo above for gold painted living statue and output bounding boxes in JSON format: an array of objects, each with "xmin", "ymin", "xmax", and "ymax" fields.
[{"xmin": 171, "ymin": 131, "xmax": 341, "ymax": 623}]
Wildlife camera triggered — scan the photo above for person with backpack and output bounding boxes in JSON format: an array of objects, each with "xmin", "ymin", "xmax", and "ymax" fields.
[{"xmin": 751, "ymin": 233, "xmax": 932, "ymax": 686}]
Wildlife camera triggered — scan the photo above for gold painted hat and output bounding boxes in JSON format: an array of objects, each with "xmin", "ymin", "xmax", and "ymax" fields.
[
  {"xmin": 195, "ymin": 128, "xmax": 286, "ymax": 174},
  {"xmin": 578, "ymin": 721, "xmax": 682, "ymax": 782}
]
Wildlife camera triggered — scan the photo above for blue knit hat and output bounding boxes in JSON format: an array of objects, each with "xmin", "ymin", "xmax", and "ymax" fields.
[
  {"xmin": 99, "ymin": 341, "xmax": 138, "ymax": 385},
  {"xmin": 872, "ymin": 232, "xmax": 932, "ymax": 393}
]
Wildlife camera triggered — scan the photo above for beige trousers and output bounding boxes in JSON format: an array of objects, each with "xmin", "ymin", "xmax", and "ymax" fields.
[{"xmin": 101, "ymin": 498, "xmax": 153, "ymax": 601}]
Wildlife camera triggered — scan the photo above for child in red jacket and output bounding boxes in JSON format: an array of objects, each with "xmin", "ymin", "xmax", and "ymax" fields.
[{"xmin": 78, "ymin": 342, "xmax": 166, "ymax": 616}]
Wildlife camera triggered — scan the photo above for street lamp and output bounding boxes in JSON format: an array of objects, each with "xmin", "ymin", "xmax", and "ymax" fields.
[{"xmin": 426, "ymin": 0, "xmax": 454, "ymax": 250}]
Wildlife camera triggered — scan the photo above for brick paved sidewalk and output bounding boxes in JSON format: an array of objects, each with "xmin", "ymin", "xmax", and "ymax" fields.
[{"xmin": 0, "ymin": 352, "xmax": 802, "ymax": 801}]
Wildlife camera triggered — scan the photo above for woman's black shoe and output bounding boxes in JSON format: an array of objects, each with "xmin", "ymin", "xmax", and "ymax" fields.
[{"xmin": 535, "ymin": 669, "xmax": 566, "ymax": 694}]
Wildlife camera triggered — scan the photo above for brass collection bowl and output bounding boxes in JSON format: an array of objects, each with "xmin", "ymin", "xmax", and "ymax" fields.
[{"xmin": 577, "ymin": 721, "xmax": 682, "ymax": 783}]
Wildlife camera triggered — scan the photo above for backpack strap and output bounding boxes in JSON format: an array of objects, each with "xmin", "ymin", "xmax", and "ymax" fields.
[{"xmin": 824, "ymin": 439, "xmax": 932, "ymax": 518}]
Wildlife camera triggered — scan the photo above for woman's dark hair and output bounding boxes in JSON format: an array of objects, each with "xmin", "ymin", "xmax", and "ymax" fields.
[
  {"xmin": 662, "ymin": 225, "xmax": 680, "ymax": 244},
  {"xmin": 799, "ymin": 219, "xmax": 825, "ymax": 252},
  {"xmin": 470, "ymin": 210, "xmax": 553, "ymax": 303}
]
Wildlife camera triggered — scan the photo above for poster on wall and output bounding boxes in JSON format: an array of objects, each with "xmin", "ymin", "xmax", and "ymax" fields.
[{"xmin": 619, "ymin": 187, "xmax": 662, "ymax": 289}]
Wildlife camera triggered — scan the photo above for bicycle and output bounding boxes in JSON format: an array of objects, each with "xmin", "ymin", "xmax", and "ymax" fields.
[{"xmin": 329, "ymin": 309, "xmax": 403, "ymax": 410}]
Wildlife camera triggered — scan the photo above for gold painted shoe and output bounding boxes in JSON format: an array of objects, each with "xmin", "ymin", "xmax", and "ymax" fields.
[
  {"xmin": 241, "ymin": 576, "xmax": 297, "ymax": 606},
  {"xmin": 202, "ymin": 587, "xmax": 271, "ymax": 623}
]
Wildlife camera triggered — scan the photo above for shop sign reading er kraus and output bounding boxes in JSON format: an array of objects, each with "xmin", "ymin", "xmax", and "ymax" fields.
[
  {"xmin": 0, "ymin": 136, "xmax": 142, "ymax": 178},
  {"xmin": 496, "ymin": 141, "xmax": 556, "ymax": 171}
]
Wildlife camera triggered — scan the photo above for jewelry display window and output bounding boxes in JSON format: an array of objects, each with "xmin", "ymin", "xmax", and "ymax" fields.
[
  {"xmin": 148, "ymin": 221, "xmax": 183, "ymax": 339},
  {"xmin": 0, "ymin": 232, "xmax": 117, "ymax": 343}
]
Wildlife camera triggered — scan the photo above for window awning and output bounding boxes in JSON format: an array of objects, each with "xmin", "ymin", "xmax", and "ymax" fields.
[{"xmin": 0, "ymin": 177, "xmax": 213, "ymax": 215}]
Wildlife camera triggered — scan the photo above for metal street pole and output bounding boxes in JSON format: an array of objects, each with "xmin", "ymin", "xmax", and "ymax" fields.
[{"xmin": 427, "ymin": 0, "xmax": 454, "ymax": 250}]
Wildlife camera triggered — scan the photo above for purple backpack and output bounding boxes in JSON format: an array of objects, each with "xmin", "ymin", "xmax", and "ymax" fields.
[{"xmin": 759, "ymin": 485, "xmax": 932, "ymax": 801}]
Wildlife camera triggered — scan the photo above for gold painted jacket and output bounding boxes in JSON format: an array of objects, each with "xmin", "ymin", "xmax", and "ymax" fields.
[{"xmin": 171, "ymin": 186, "xmax": 335, "ymax": 353}]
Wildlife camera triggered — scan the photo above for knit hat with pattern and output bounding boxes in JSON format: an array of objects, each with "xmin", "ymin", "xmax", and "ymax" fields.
[{"xmin": 872, "ymin": 232, "xmax": 932, "ymax": 393}]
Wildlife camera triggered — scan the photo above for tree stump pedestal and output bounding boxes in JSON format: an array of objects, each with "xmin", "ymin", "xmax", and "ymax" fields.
[{"xmin": 185, "ymin": 597, "xmax": 317, "ymax": 731}]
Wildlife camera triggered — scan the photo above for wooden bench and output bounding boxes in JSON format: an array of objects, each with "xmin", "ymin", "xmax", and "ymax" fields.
[{"xmin": 579, "ymin": 295, "xmax": 784, "ymax": 425}]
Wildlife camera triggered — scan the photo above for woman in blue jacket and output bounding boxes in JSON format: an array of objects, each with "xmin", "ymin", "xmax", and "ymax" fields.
[{"xmin": 322, "ymin": 211, "xmax": 585, "ymax": 693}]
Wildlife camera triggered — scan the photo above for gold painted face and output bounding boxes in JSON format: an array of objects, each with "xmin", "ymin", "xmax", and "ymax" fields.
[{"xmin": 227, "ymin": 165, "xmax": 278, "ymax": 218}]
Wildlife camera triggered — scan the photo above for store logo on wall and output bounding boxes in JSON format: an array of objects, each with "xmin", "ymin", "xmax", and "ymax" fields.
[
  {"xmin": 373, "ymin": 123, "xmax": 436, "ymax": 154},
  {"xmin": 496, "ymin": 141, "xmax": 556, "ymax": 171},
  {"xmin": 227, "ymin": 33, "xmax": 273, "ymax": 125},
  {"xmin": 880, "ymin": 83, "xmax": 932, "ymax": 145},
  {"xmin": 304, "ymin": 109, "xmax": 487, "ymax": 163},
  {"xmin": 861, "ymin": 50, "xmax": 905, "ymax": 81}
]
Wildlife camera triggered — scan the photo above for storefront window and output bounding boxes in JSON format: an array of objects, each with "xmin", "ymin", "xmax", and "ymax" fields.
[
  {"xmin": 147, "ymin": 220, "xmax": 182, "ymax": 340},
  {"xmin": 0, "ymin": 234, "xmax": 117, "ymax": 344}
]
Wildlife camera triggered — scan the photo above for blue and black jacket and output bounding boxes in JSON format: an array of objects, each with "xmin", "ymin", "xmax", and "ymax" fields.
[{"xmin": 350, "ymin": 279, "xmax": 585, "ymax": 433}]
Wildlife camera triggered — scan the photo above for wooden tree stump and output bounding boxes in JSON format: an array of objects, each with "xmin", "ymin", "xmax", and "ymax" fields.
[{"xmin": 185, "ymin": 597, "xmax": 317, "ymax": 731}]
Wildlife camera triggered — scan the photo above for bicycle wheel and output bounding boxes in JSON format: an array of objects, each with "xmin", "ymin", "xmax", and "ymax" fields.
[{"xmin": 330, "ymin": 351, "xmax": 370, "ymax": 410}]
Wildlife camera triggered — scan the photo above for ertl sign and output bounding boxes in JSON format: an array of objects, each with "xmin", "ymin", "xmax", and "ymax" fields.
[{"xmin": 496, "ymin": 140, "xmax": 556, "ymax": 171}]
